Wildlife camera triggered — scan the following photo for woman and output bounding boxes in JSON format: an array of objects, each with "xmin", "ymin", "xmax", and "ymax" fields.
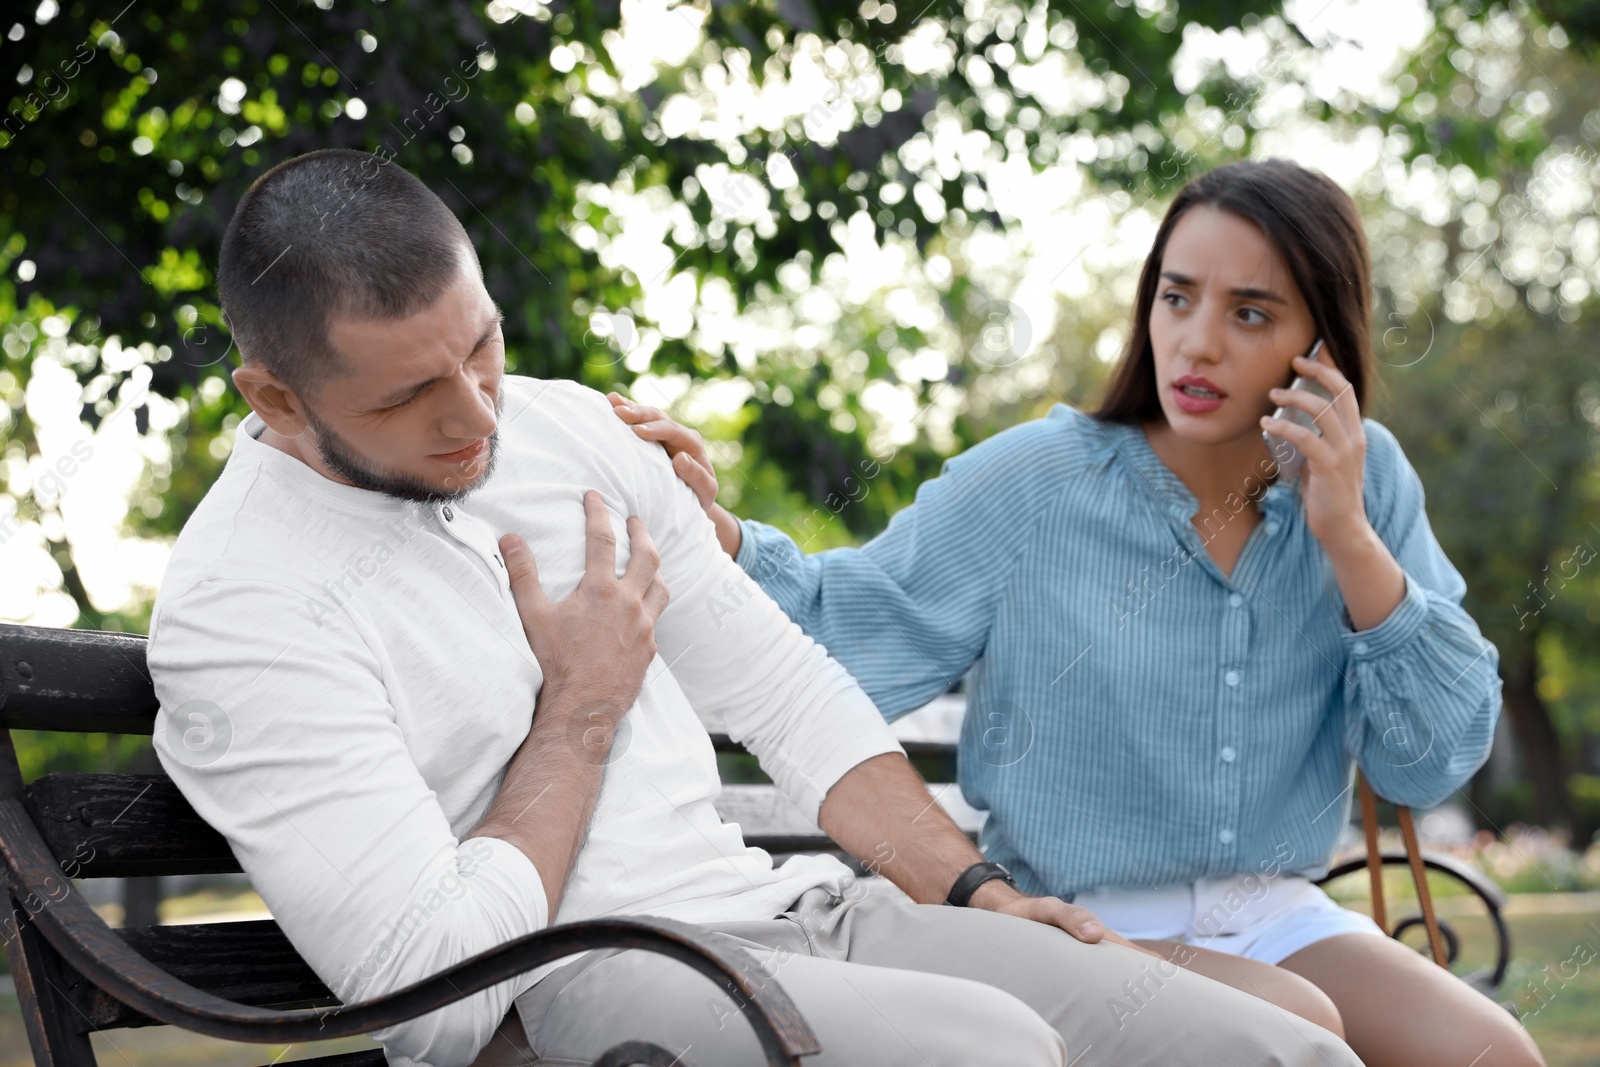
[{"xmin": 611, "ymin": 160, "xmax": 1542, "ymax": 1067}]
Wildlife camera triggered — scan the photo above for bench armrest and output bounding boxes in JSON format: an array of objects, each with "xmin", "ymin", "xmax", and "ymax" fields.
[
  {"xmin": 1314, "ymin": 849, "xmax": 1510, "ymax": 992},
  {"xmin": 0, "ymin": 797, "xmax": 819, "ymax": 1065}
]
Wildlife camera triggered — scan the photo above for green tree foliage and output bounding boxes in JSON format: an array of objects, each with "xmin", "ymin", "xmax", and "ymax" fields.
[
  {"xmin": 1380, "ymin": 312, "xmax": 1600, "ymax": 833},
  {"xmin": 1, "ymin": 0, "xmax": 1310, "ymax": 540},
  {"xmin": 2, "ymin": 0, "xmax": 1598, "ymax": 827}
]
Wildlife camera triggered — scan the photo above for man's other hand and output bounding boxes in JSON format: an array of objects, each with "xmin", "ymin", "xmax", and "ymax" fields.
[{"xmin": 499, "ymin": 491, "xmax": 669, "ymax": 744}]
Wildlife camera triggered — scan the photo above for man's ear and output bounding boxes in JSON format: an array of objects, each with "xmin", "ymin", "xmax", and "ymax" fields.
[{"xmin": 232, "ymin": 361, "xmax": 311, "ymax": 440}]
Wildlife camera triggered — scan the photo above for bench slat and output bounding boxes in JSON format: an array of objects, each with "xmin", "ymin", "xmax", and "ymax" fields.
[
  {"xmin": 0, "ymin": 624, "xmax": 159, "ymax": 734},
  {"xmin": 67, "ymin": 920, "xmax": 335, "ymax": 1031},
  {"xmin": 25, "ymin": 773, "xmax": 240, "ymax": 878},
  {"xmin": 714, "ymin": 783, "xmax": 985, "ymax": 854}
]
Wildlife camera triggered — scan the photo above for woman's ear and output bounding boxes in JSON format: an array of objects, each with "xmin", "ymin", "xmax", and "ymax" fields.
[{"xmin": 232, "ymin": 362, "xmax": 311, "ymax": 440}]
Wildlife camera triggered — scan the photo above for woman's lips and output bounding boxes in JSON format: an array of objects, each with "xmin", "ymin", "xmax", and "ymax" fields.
[
  {"xmin": 433, "ymin": 438, "xmax": 487, "ymax": 462},
  {"xmin": 1171, "ymin": 376, "xmax": 1227, "ymax": 414}
]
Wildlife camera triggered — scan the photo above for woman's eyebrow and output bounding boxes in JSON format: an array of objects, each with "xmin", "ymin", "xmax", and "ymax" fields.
[
  {"xmin": 1229, "ymin": 286, "xmax": 1288, "ymax": 304},
  {"xmin": 1159, "ymin": 270, "xmax": 1287, "ymax": 304}
]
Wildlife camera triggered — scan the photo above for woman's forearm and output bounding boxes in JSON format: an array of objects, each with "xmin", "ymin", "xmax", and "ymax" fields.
[{"xmin": 1323, "ymin": 522, "xmax": 1407, "ymax": 632}]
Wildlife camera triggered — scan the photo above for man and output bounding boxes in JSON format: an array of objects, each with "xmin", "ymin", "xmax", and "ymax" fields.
[{"xmin": 148, "ymin": 149, "xmax": 1356, "ymax": 1067}]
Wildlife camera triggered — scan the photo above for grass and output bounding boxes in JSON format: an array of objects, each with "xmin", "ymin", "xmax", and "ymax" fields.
[
  {"xmin": 0, "ymin": 894, "xmax": 1595, "ymax": 1065},
  {"xmin": 1488, "ymin": 907, "xmax": 1600, "ymax": 1066},
  {"xmin": 0, "ymin": 1012, "xmax": 380, "ymax": 1067}
]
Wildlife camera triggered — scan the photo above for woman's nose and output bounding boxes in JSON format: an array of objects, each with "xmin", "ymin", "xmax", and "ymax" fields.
[{"xmin": 1180, "ymin": 310, "xmax": 1227, "ymax": 364}]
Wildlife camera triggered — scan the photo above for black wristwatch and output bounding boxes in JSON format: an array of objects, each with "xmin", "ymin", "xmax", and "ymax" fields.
[{"xmin": 945, "ymin": 861, "xmax": 1017, "ymax": 907}]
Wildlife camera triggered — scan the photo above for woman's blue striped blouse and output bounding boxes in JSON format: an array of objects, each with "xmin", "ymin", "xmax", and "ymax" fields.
[{"xmin": 734, "ymin": 404, "xmax": 1501, "ymax": 898}]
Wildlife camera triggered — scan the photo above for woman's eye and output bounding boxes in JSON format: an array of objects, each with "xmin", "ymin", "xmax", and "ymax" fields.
[
  {"xmin": 1161, "ymin": 289, "xmax": 1187, "ymax": 308},
  {"xmin": 1237, "ymin": 307, "xmax": 1269, "ymax": 325}
]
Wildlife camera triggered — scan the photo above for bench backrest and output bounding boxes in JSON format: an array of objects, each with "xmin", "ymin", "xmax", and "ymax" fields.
[
  {"xmin": 0, "ymin": 622, "xmax": 341, "ymax": 1050},
  {"xmin": 710, "ymin": 719, "xmax": 975, "ymax": 856}
]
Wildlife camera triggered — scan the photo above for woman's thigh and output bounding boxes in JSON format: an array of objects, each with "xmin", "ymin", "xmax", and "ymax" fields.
[
  {"xmin": 1134, "ymin": 938, "xmax": 1345, "ymax": 1038},
  {"xmin": 1278, "ymin": 932, "xmax": 1546, "ymax": 1067}
]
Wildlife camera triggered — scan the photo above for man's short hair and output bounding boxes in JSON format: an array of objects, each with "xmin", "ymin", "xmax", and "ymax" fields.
[{"xmin": 218, "ymin": 149, "xmax": 477, "ymax": 395}]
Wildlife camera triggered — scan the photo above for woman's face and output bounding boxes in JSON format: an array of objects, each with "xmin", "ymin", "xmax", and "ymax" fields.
[{"xmin": 1146, "ymin": 205, "xmax": 1318, "ymax": 447}]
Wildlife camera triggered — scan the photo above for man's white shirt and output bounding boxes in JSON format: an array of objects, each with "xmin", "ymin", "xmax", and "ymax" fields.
[{"xmin": 147, "ymin": 377, "xmax": 904, "ymax": 1066}]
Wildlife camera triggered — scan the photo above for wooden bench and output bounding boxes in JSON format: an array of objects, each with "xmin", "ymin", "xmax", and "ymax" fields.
[{"xmin": 0, "ymin": 623, "xmax": 819, "ymax": 1067}]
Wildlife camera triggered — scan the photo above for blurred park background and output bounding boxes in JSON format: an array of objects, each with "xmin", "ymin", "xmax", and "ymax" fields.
[{"xmin": 2, "ymin": 0, "xmax": 1599, "ymax": 1061}]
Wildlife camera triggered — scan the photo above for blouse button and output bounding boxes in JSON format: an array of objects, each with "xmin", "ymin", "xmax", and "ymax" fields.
[
  {"xmin": 1227, "ymin": 593, "xmax": 1243, "ymax": 609},
  {"xmin": 1217, "ymin": 828, "xmax": 1236, "ymax": 844},
  {"xmin": 1353, "ymin": 640, "xmax": 1369, "ymax": 655},
  {"xmin": 1220, "ymin": 746, "xmax": 1238, "ymax": 763},
  {"xmin": 1224, "ymin": 669, "xmax": 1241, "ymax": 687},
  {"xmin": 1264, "ymin": 521, "xmax": 1280, "ymax": 536}
]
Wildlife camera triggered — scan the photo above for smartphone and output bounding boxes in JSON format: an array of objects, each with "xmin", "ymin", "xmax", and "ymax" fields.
[{"xmin": 1262, "ymin": 338, "xmax": 1330, "ymax": 484}]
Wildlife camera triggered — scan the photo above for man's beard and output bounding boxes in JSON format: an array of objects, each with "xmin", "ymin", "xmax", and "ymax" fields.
[{"xmin": 302, "ymin": 394, "xmax": 503, "ymax": 505}]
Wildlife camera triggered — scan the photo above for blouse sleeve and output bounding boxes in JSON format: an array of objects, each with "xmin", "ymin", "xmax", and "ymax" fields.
[
  {"xmin": 734, "ymin": 420, "xmax": 1063, "ymax": 719},
  {"xmin": 1341, "ymin": 420, "xmax": 1502, "ymax": 808}
]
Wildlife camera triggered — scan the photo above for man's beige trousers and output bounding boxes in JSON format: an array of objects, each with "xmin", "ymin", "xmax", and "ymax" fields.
[{"xmin": 471, "ymin": 881, "xmax": 1358, "ymax": 1067}]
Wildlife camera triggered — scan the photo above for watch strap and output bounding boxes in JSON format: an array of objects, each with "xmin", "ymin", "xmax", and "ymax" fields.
[{"xmin": 945, "ymin": 860, "xmax": 1016, "ymax": 907}]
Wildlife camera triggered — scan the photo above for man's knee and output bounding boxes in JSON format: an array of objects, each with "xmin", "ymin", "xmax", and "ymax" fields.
[
  {"xmin": 1124, "ymin": 968, "xmax": 1362, "ymax": 1067},
  {"xmin": 763, "ymin": 964, "xmax": 1069, "ymax": 1067},
  {"xmin": 916, "ymin": 980, "xmax": 1068, "ymax": 1067},
  {"xmin": 1296, "ymin": 1023, "xmax": 1364, "ymax": 1067},
  {"xmin": 1221, "ymin": 1001, "xmax": 1360, "ymax": 1067},
  {"xmin": 1266, "ymin": 968, "xmax": 1345, "ymax": 1039}
]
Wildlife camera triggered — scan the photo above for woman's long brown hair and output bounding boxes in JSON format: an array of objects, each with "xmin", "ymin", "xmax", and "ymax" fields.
[{"xmin": 1093, "ymin": 159, "xmax": 1374, "ymax": 423}]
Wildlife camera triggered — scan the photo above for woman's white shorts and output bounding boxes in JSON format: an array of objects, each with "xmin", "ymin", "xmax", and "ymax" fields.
[{"xmin": 1071, "ymin": 872, "xmax": 1388, "ymax": 964}]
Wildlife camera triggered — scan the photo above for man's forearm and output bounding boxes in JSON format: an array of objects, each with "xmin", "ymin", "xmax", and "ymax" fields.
[
  {"xmin": 817, "ymin": 752, "xmax": 983, "ymax": 904},
  {"xmin": 466, "ymin": 682, "xmax": 616, "ymax": 923},
  {"xmin": 819, "ymin": 752, "xmax": 1158, "ymax": 953}
]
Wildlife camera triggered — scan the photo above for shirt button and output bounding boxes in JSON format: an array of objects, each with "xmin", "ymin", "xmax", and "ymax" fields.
[
  {"xmin": 441, "ymin": 505, "xmax": 454, "ymax": 521},
  {"xmin": 1227, "ymin": 593, "xmax": 1243, "ymax": 609},
  {"xmin": 1220, "ymin": 746, "xmax": 1237, "ymax": 763},
  {"xmin": 495, "ymin": 554, "xmax": 505, "ymax": 569},
  {"xmin": 1224, "ymin": 669, "xmax": 1241, "ymax": 687},
  {"xmin": 1264, "ymin": 521, "xmax": 1280, "ymax": 536},
  {"xmin": 1353, "ymin": 640, "xmax": 1369, "ymax": 655},
  {"xmin": 1218, "ymin": 828, "xmax": 1235, "ymax": 844}
]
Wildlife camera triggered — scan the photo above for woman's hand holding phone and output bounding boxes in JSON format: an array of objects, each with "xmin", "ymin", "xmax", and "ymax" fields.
[
  {"xmin": 1259, "ymin": 353, "xmax": 1408, "ymax": 631},
  {"xmin": 608, "ymin": 392, "xmax": 744, "ymax": 558},
  {"xmin": 1257, "ymin": 353, "xmax": 1371, "ymax": 554}
]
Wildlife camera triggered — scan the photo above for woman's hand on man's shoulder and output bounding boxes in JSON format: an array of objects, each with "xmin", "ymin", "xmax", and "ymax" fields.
[{"xmin": 608, "ymin": 392, "xmax": 743, "ymax": 558}]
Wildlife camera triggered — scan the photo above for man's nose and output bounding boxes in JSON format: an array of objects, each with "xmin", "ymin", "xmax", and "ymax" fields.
[{"xmin": 439, "ymin": 368, "xmax": 498, "ymax": 439}]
